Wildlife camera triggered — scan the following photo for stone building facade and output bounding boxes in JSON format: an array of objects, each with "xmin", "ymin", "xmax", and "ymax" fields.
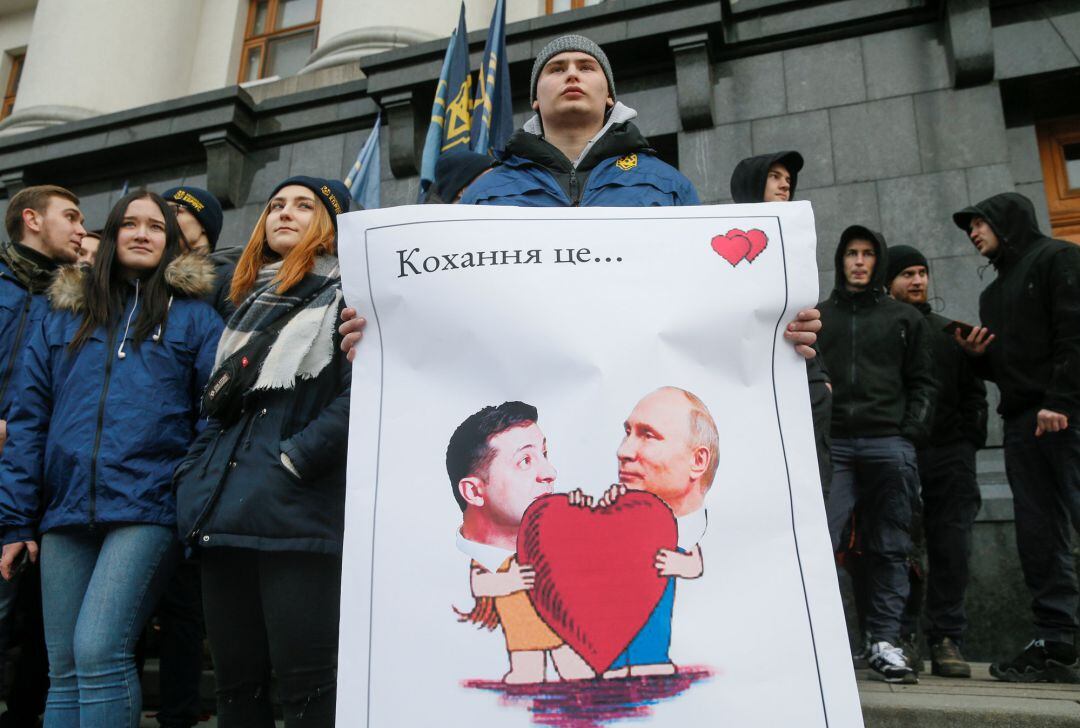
[{"xmin": 0, "ymin": 0, "xmax": 1078, "ymax": 659}]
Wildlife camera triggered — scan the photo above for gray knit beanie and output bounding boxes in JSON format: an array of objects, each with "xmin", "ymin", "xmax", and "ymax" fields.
[{"xmin": 529, "ymin": 34, "xmax": 616, "ymax": 104}]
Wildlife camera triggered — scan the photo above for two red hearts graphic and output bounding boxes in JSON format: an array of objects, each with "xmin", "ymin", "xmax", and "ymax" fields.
[
  {"xmin": 711, "ymin": 228, "xmax": 768, "ymax": 266},
  {"xmin": 518, "ymin": 491, "xmax": 677, "ymax": 673}
]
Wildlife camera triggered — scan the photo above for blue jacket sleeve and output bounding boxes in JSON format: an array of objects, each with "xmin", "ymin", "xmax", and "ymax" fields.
[
  {"xmin": 676, "ymin": 175, "xmax": 701, "ymax": 206},
  {"xmin": 190, "ymin": 306, "xmax": 224, "ymax": 435},
  {"xmin": 0, "ymin": 319, "xmax": 54, "ymax": 545}
]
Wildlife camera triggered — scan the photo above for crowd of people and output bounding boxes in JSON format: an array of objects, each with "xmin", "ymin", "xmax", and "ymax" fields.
[{"xmin": 0, "ymin": 31, "xmax": 1074, "ymax": 727}]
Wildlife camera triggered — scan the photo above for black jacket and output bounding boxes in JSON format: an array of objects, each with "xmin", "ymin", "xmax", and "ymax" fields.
[
  {"xmin": 954, "ymin": 193, "xmax": 1080, "ymax": 420},
  {"xmin": 206, "ymin": 245, "xmax": 243, "ymax": 320},
  {"xmin": 918, "ymin": 304, "xmax": 988, "ymax": 448},
  {"xmin": 175, "ymin": 294, "xmax": 350, "ymax": 555},
  {"xmin": 728, "ymin": 150, "xmax": 803, "ymax": 204},
  {"xmin": 817, "ymin": 226, "xmax": 937, "ymax": 443}
]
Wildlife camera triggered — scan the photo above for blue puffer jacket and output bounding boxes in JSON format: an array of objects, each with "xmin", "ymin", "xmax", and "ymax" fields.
[
  {"xmin": 0, "ymin": 249, "xmax": 55, "ymax": 420},
  {"xmin": 461, "ymin": 103, "xmax": 699, "ymax": 208},
  {"xmin": 0, "ymin": 255, "xmax": 224, "ymax": 544}
]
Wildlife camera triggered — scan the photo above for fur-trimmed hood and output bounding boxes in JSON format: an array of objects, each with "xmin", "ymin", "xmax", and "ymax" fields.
[{"xmin": 48, "ymin": 253, "xmax": 217, "ymax": 312}]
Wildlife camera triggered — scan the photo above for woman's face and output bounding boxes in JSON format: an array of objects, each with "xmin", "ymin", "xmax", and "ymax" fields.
[
  {"xmin": 266, "ymin": 185, "xmax": 318, "ymax": 257},
  {"xmin": 116, "ymin": 198, "xmax": 167, "ymax": 276}
]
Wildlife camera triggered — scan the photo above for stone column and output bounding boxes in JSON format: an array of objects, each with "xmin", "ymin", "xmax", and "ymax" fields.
[
  {"xmin": 299, "ymin": 0, "xmax": 440, "ymax": 75},
  {"xmin": 0, "ymin": 0, "xmax": 202, "ymax": 135}
]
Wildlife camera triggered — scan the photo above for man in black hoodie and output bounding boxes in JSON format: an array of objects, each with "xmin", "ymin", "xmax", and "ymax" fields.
[
  {"xmin": 887, "ymin": 245, "xmax": 987, "ymax": 678},
  {"xmin": 730, "ymin": 151, "xmax": 834, "ymax": 496},
  {"xmin": 953, "ymin": 192, "xmax": 1080, "ymax": 683},
  {"xmin": 342, "ymin": 36, "xmax": 824, "ymax": 359},
  {"xmin": 817, "ymin": 225, "xmax": 937, "ymax": 683}
]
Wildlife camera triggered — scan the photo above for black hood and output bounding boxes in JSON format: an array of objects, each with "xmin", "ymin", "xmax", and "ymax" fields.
[
  {"xmin": 502, "ymin": 120, "xmax": 653, "ymax": 174},
  {"xmin": 833, "ymin": 224, "xmax": 889, "ymax": 296},
  {"xmin": 952, "ymin": 192, "xmax": 1042, "ymax": 269},
  {"xmin": 729, "ymin": 150, "xmax": 804, "ymax": 203}
]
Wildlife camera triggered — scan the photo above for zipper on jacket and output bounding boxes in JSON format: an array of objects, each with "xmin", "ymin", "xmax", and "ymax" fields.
[
  {"xmin": 186, "ymin": 441, "xmax": 241, "ymax": 545},
  {"xmin": 569, "ymin": 168, "xmax": 581, "ymax": 206},
  {"xmin": 242, "ymin": 408, "xmax": 268, "ymax": 450},
  {"xmin": 187, "ymin": 407, "xmax": 262, "ymax": 544},
  {"xmin": 848, "ymin": 304, "xmax": 857, "ymax": 426},
  {"xmin": 0, "ymin": 292, "xmax": 32, "ymax": 407},
  {"xmin": 89, "ymin": 324, "xmax": 120, "ymax": 527}
]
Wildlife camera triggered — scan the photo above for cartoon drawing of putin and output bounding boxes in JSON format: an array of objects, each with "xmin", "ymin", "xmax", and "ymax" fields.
[
  {"xmin": 600, "ymin": 387, "xmax": 717, "ymax": 677},
  {"xmin": 449, "ymin": 402, "xmax": 594, "ymax": 684}
]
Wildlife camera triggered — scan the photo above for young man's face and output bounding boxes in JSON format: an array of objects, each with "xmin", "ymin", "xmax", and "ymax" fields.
[
  {"xmin": 617, "ymin": 389, "xmax": 698, "ymax": 508},
  {"xmin": 532, "ymin": 51, "xmax": 613, "ymax": 129},
  {"xmin": 474, "ymin": 423, "xmax": 556, "ymax": 529},
  {"xmin": 763, "ymin": 163, "xmax": 792, "ymax": 202},
  {"xmin": 77, "ymin": 234, "xmax": 100, "ymax": 266},
  {"xmin": 168, "ymin": 202, "xmax": 209, "ymax": 254},
  {"xmin": 889, "ymin": 265, "xmax": 929, "ymax": 304},
  {"xmin": 843, "ymin": 239, "xmax": 876, "ymax": 291},
  {"xmin": 969, "ymin": 217, "xmax": 1000, "ymax": 257},
  {"xmin": 27, "ymin": 196, "xmax": 85, "ymax": 264}
]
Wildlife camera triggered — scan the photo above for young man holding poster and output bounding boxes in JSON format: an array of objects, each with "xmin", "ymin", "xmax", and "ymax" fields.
[{"xmin": 340, "ymin": 35, "xmax": 822, "ymax": 358}]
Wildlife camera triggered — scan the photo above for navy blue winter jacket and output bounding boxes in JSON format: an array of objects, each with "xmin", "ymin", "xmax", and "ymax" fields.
[
  {"xmin": 0, "ymin": 255, "xmax": 223, "ymax": 543},
  {"xmin": 461, "ymin": 104, "xmax": 699, "ymax": 208},
  {"xmin": 0, "ymin": 253, "xmax": 54, "ymax": 420}
]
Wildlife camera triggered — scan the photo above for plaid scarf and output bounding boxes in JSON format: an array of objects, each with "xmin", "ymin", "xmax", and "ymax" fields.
[
  {"xmin": 214, "ymin": 255, "xmax": 342, "ymax": 391},
  {"xmin": 0, "ymin": 240, "xmax": 58, "ymax": 293}
]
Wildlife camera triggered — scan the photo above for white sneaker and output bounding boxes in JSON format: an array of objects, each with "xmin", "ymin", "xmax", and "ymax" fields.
[{"xmin": 868, "ymin": 641, "xmax": 918, "ymax": 684}]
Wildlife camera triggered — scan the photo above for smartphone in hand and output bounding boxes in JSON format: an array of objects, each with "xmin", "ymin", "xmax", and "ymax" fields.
[{"xmin": 942, "ymin": 320, "xmax": 975, "ymax": 339}]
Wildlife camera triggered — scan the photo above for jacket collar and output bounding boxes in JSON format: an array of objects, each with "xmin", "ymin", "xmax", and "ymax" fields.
[
  {"xmin": 47, "ymin": 253, "xmax": 216, "ymax": 312},
  {"xmin": 504, "ymin": 102, "xmax": 652, "ymax": 174}
]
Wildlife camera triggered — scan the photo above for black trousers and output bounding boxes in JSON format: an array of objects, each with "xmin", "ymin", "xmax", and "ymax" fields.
[
  {"xmin": 916, "ymin": 441, "xmax": 981, "ymax": 643},
  {"xmin": 156, "ymin": 560, "xmax": 205, "ymax": 728},
  {"xmin": 201, "ymin": 548, "xmax": 342, "ymax": 728},
  {"xmin": 1004, "ymin": 410, "xmax": 1080, "ymax": 644},
  {"xmin": 1, "ymin": 566, "xmax": 48, "ymax": 727},
  {"xmin": 828, "ymin": 436, "xmax": 920, "ymax": 644}
]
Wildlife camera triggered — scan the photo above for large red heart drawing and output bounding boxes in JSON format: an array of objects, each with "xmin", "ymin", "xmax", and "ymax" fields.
[
  {"xmin": 518, "ymin": 491, "xmax": 677, "ymax": 674},
  {"xmin": 711, "ymin": 228, "xmax": 768, "ymax": 266}
]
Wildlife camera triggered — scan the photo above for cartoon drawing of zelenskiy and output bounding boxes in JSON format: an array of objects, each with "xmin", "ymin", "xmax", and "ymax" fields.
[
  {"xmin": 577, "ymin": 387, "xmax": 716, "ymax": 678},
  {"xmin": 450, "ymin": 402, "xmax": 594, "ymax": 684}
]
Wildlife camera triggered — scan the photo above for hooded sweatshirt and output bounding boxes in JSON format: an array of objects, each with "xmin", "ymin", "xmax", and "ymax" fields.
[
  {"xmin": 816, "ymin": 226, "xmax": 937, "ymax": 443},
  {"xmin": 953, "ymin": 193, "xmax": 1080, "ymax": 419},
  {"xmin": 729, "ymin": 151, "xmax": 803, "ymax": 204},
  {"xmin": 460, "ymin": 102, "xmax": 699, "ymax": 207}
]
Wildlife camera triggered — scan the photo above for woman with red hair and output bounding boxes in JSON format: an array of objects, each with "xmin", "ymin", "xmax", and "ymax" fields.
[{"xmin": 176, "ymin": 176, "xmax": 352, "ymax": 727}]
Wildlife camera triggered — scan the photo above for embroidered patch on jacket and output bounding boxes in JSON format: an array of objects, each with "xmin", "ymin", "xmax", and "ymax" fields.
[{"xmin": 615, "ymin": 154, "xmax": 638, "ymax": 171}]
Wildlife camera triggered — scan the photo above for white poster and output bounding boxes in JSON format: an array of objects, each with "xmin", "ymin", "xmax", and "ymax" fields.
[{"xmin": 336, "ymin": 202, "xmax": 863, "ymax": 728}]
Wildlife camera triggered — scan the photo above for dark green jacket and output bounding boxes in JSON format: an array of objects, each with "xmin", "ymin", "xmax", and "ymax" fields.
[
  {"xmin": 817, "ymin": 226, "xmax": 937, "ymax": 444},
  {"xmin": 954, "ymin": 193, "xmax": 1080, "ymax": 420},
  {"xmin": 919, "ymin": 305, "xmax": 988, "ymax": 448}
]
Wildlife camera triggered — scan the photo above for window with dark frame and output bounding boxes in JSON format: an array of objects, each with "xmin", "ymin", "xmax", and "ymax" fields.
[
  {"xmin": 545, "ymin": 0, "xmax": 604, "ymax": 14},
  {"xmin": 1037, "ymin": 117, "xmax": 1080, "ymax": 244},
  {"xmin": 238, "ymin": 0, "xmax": 321, "ymax": 84},
  {"xmin": 1, "ymin": 52, "xmax": 24, "ymax": 120}
]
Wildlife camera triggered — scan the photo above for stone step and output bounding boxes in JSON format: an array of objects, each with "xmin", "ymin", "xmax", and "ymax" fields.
[{"xmin": 859, "ymin": 662, "xmax": 1080, "ymax": 728}]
